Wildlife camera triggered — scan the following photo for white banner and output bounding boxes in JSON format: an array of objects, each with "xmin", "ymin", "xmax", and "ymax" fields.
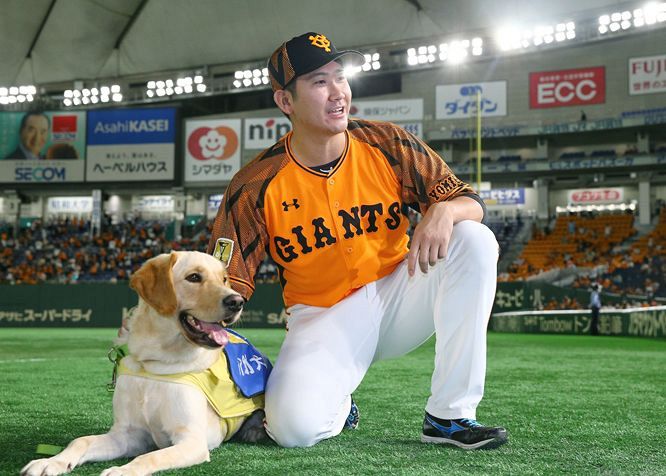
[
  {"xmin": 568, "ymin": 188, "xmax": 624, "ymax": 205},
  {"xmin": 85, "ymin": 107, "xmax": 176, "ymax": 183},
  {"xmin": 1, "ymin": 161, "xmax": 85, "ymax": 183},
  {"xmin": 350, "ymin": 99, "xmax": 423, "ymax": 122},
  {"xmin": 436, "ymin": 81, "xmax": 507, "ymax": 119},
  {"xmin": 47, "ymin": 197, "xmax": 93, "ymax": 213},
  {"xmin": 185, "ymin": 119, "xmax": 241, "ymax": 182},
  {"xmin": 244, "ymin": 117, "xmax": 291, "ymax": 149},
  {"xmin": 86, "ymin": 144, "xmax": 174, "ymax": 181},
  {"xmin": 134, "ymin": 195, "xmax": 174, "ymax": 212},
  {"xmin": 629, "ymin": 54, "xmax": 666, "ymax": 95}
]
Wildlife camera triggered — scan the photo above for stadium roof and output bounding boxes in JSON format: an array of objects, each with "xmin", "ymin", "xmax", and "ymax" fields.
[{"xmin": 1, "ymin": 0, "xmax": 636, "ymax": 86}]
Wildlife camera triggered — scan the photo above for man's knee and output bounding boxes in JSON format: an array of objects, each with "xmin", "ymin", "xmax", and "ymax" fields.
[
  {"xmin": 264, "ymin": 396, "xmax": 330, "ymax": 448},
  {"xmin": 451, "ymin": 220, "xmax": 499, "ymax": 269},
  {"xmin": 264, "ymin": 375, "xmax": 346, "ymax": 448}
]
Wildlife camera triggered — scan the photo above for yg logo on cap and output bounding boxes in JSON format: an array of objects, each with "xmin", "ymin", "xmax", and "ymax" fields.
[{"xmin": 309, "ymin": 34, "xmax": 331, "ymax": 52}]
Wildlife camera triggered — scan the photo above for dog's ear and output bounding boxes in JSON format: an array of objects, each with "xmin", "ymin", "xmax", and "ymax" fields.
[{"xmin": 130, "ymin": 253, "xmax": 178, "ymax": 316}]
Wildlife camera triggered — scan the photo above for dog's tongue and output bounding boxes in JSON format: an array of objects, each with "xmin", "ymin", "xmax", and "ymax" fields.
[{"xmin": 198, "ymin": 321, "xmax": 228, "ymax": 347}]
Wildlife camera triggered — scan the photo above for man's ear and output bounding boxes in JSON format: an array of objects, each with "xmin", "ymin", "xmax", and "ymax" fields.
[
  {"xmin": 274, "ymin": 89, "xmax": 293, "ymax": 115},
  {"xmin": 130, "ymin": 252, "xmax": 178, "ymax": 316}
]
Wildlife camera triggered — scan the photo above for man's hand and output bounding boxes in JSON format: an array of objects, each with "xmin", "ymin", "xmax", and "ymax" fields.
[{"xmin": 407, "ymin": 196, "xmax": 483, "ymax": 277}]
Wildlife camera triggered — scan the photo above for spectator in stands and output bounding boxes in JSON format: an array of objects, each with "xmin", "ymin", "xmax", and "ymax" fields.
[
  {"xmin": 589, "ymin": 283, "xmax": 602, "ymax": 335},
  {"xmin": 4, "ymin": 111, "xmax": 50, "ymax": 160}
]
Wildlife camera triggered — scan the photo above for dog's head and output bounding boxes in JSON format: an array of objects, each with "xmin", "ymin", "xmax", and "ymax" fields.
[{"xmin": 129, "ymin": 251, "xmax": 244, "ymax": 349}]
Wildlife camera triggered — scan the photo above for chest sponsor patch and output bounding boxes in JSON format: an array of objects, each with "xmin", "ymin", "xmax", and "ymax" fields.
[{"xmin": 213, "ymin": 238, "xmax": 235, "ymax": 266}]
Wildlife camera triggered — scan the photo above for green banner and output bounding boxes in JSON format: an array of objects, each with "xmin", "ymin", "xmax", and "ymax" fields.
[
  {"xmin": 1, "ymin": 282, "xmax": 661, "ymax": 335},
  {"xmin": 491, "ymin": 307, "xmax": 666, "ymax": 338},
  {"xmin": 493, "ymin": 282, "xmax": 629, "ymax": 313},
  {"xmin": 0, "ymin": 283, "xmax": 286, "ymax": 328}
]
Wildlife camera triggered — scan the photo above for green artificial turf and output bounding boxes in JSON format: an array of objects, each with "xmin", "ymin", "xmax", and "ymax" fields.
[{"xmin": 1, "ymin": 328, "xmax": 665, "ymax": 475}]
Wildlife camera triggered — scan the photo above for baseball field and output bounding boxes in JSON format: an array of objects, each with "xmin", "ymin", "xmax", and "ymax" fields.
[{"xmin": 2, "ymin": 328, "xmax": 665, "ymax": 475}]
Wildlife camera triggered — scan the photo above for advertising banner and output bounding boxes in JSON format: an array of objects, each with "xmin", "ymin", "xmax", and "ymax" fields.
[
  {"xmin": 244, "ymin": 117, "xmax": 291, "ymax": 149},
  {"xmin": 479, "ymin": 188, "xmax": 525, "ymax": 205},
  {"xmin": 86, "ymin": 107, "xmax": 176, "ymax": 182},
  {"xmin": 0, "ymin": 282, "xmax": 285, "ymax": 328},
  {"xmin": 530, "ymin": 67, "xmax": 605, "ymax": 108},
  {"xmin": 0, "ymin": 111, "xmax": 86, "ymax": 183},
  {"xmin": 568, "ymin": 187, "xmax": 624, "ymax": 205},
  {"xmin": 436, "ymin": 82, "xmax": 506, "ymax": 119},
  {"xmin": 491, "ymin": 307, "xmax": 666, "ymax": 338},
  {"xmin": 134, "ymin": 195, "xmax": 174, "ymax": 212},
  {"xmin": 46, "ymin": 196, "xmax": 93, "ymax": 214},
  {"xmin": 185, "ymin": 118, "xmax": 241, "ymax": 182},
  {"xmin": 350, "ymin": 99, "xmax": 423, "ymax": 122},
  {"xmin": 629, "ymin": 54, "xmax": 666, "ymax": 95}
]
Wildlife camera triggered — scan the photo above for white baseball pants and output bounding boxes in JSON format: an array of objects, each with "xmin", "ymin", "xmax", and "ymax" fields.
[{"xmin": 264, "ymin": 220, "xmax": 499, "ymax": 447}]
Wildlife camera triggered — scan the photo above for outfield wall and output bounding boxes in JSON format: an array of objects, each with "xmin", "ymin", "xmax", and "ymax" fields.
[
  {"xmin": 491, "ymin": 306, "xmax": 666, "ymax": 338},
  {"xmin": 0, "ymin": 283, "xmax": 286, "ymax": 329},
  {"xmin": 1, "ymin": 283, "xmax": 663, "ymax": 338}
]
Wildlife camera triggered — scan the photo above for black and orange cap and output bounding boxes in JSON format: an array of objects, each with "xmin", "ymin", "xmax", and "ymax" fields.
[{"xmin": 267, "ymin": 32, "xmax": 365, "ymax": 92}]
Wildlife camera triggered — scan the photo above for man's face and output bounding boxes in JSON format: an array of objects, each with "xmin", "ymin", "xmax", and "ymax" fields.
[
  {"xmin": 20, "ymin": 115, "xmax": 48, "ymax": 156},
  {"xmin": 288, "ymin": 61, "xmax": 352, "ymax": 137}
]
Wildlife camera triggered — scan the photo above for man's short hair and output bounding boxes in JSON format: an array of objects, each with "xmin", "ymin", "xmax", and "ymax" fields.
[{"xmin": 19, "ymin": 111, "xmax": 49, "ymax": 131}]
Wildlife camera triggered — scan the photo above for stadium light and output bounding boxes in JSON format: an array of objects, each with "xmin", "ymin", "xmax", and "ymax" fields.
[
  {"xmin": 63, "ymin": 84, "xmax": 120, "ymax": 106},
  {"xmin": 407, "ymin": 38, "xmax": 480, "ymax": 66},
  {"xmin": 344, "ymin": 52, "xmax": 381, "ymax": 77},
  {"xmin": 145, "ymin": 74, "xmax": 208, "ymax": 97},
  {"xmin": 498, "ymin": 21, "xmax": 575, "ymax": 51},
  {"xmin": 233, "ymin": 67, "xmax": 270, "ymax": 88},
  {"xmin": 598, "ymin": 2, "xmax": 666, "ymax": 35},
  {"xmin": 0, "ymin": 84, "xmax": 36, "ymax": 105}
]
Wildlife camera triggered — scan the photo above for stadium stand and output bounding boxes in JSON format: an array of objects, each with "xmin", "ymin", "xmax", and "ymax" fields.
[
  {"xmin": 559, "ymin": 151, "xmax": 586, "ymax": 159},
  {"xmin": 0, "ymin": 218, "xmax": 286, "ymax": 285},
  {"xmin": 503, "ymin": 207, "xmax": 666, "ymax": 302}
]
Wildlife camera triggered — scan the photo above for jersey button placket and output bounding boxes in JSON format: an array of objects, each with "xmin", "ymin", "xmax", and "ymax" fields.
[{"xmin": 327, "ymin": 177, "xmax": 353, "ymax": 269}]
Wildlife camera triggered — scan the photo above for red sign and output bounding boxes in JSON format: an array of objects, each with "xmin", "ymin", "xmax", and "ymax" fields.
[
  {"xmin": 52, "ymin": 115, "xmax": 77, "ymax": 133},
  {"xmin": 530, "ymin": 67, "xmax": 605, "ymax": 109},
  {"xmin": 186, "ymin": 126, "xmax": 238, "ymax": 161},
  {"xmin": 568, "ymin": 188, "xmax": 623, "ymax": 205}
]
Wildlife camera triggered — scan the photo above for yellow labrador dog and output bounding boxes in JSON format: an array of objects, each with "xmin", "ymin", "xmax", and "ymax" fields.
[{"xmin": 22, "ymin": 251, "xmax": 269, "ymax": 476}]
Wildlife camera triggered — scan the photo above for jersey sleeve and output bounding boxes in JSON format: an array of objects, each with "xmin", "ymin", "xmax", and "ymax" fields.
[
  {"xmin": 388, "ymin": 124, "xmax": 477, "ymax": 213},
  {"xmin": 207, "ymin": 179, "xmax": 268, "ymax": 302}
]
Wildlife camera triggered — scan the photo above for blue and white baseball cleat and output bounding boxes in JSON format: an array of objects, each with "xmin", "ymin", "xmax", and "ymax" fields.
[
  {"xmin": 421, "ymin": 413, "xmax": 508, "ymax": 449},
  {"xmin": 343, "ymin": 396, "xmax": 359, "ymax": 430}
]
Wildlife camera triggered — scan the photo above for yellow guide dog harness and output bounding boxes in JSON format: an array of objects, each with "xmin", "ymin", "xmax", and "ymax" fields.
[{"xmin": 113, "ymin": 330, "xmax": 271, "ymax": 441}]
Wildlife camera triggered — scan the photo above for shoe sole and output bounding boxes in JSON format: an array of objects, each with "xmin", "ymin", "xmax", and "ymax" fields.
[{"xmin": 420, "ymin": 434, "xmax": 508, "ymax": 450}]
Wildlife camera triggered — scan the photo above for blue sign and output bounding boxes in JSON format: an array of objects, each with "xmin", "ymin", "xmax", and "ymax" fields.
[
  {"xmin": 480, "ymin": 188, "xmax": 525, "ymax": 205},
  {"xmin": 87, "ymin": 108, "xmax": 176, "ymax": 145},
  {"xmin": 208, "ymin": 194, "xmax": 223, "ymax": 210}
]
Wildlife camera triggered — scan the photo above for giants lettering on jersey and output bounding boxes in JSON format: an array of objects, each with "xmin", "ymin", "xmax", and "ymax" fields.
[{"xmin": 273, "ymin": 201, "xmax": 402, "ymax": 262}]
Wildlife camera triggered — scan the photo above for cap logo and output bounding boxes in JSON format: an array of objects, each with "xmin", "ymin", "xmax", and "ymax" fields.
[{"xmin": 308, "ymin": 34, "xmax": 331, "ymax": 52}]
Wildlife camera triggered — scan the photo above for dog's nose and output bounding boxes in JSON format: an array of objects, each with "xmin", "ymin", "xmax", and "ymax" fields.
[{"xmin": 223, "ymin": 295, "xmax": 244, "ymax": 313}]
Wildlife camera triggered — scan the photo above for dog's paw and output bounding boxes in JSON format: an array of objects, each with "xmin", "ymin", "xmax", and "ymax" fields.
[
  {"xmin": 20, "ymin": 458, "xmax": 71, "ymax": 476},
  {"xmin": 100, "ymin": 465, "xmax": 143, "ymax": 476},
  {"xmin": 233, "ymin": 409, "xmax": 270, "ymax": 443}
]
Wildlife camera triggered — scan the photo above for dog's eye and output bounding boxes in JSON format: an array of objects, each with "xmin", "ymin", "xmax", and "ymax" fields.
[
  {"xmin": 185, "ymin": 273, "xmax": 202, "ymax": 283},
  {"xmin": 223, "ymin": 276, "xmax": 229, "ymax": 285}
]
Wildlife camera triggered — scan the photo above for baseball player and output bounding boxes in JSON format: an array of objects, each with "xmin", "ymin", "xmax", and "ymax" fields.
[{"xmin": 208, "ymin": 32, "xmax": 507, "ymax": 450}]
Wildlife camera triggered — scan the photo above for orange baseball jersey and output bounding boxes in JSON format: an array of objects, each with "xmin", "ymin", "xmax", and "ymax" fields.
[{"xmin": 208, "ymin": 119, "xmax": 477, "ymax": 308}]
